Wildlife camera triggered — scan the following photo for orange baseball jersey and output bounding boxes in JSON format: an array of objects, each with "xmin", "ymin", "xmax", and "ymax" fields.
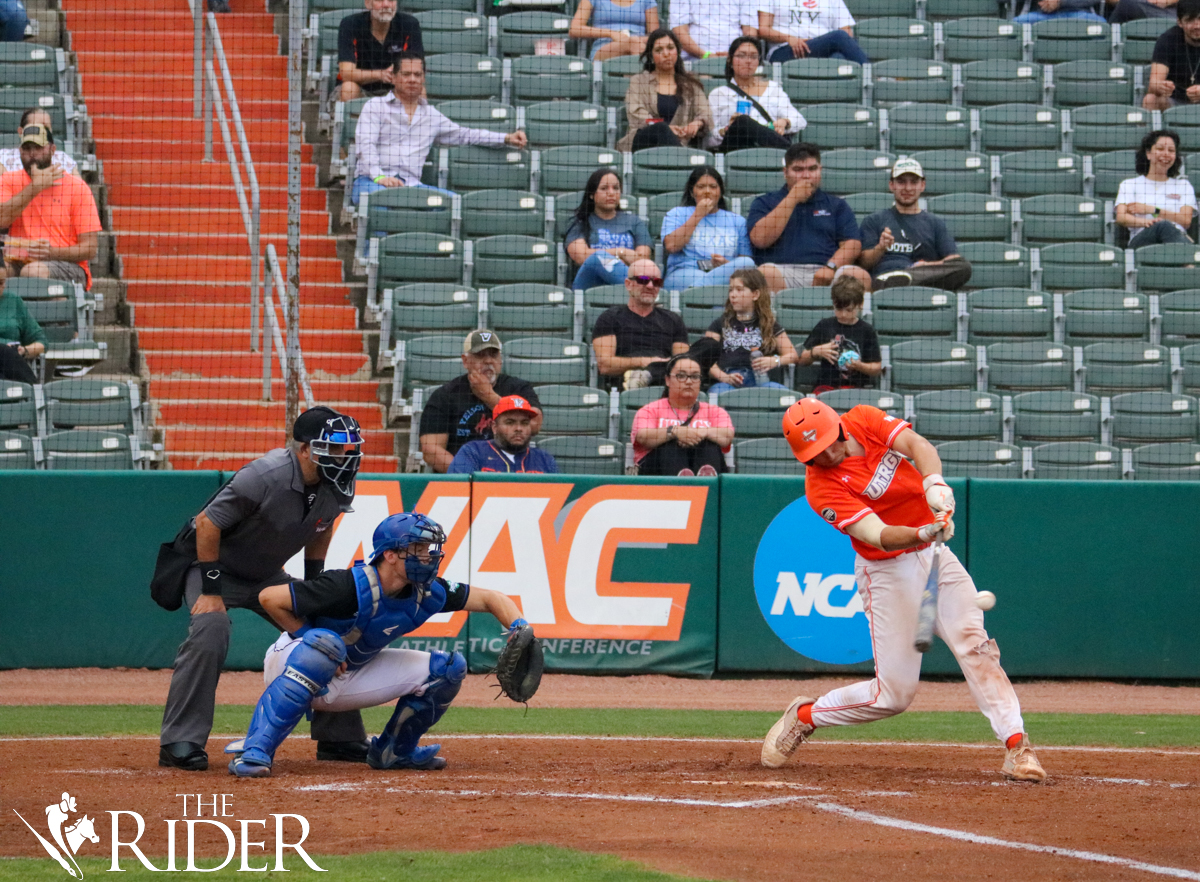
[{"xmin": 805, "ymin": 405, "xmax": 933, "ymax": 560}]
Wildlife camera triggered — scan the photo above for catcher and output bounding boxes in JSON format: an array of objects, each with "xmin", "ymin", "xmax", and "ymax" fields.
[{"xmin": 226, "ymin": 512, "xmax": 542, "ymax": 777}]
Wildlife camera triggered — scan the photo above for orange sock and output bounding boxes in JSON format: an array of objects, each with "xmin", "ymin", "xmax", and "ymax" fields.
[
  {"xmin": 1006, "ymin": 733, "xmax": 1024, "ymax": 750},
  {"xmin": 797, "ymin": 703, "xmax": 815, "ymax": 727}
]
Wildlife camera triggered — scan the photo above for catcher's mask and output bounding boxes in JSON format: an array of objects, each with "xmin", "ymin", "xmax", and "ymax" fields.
[
  {"xmin": 295, "ymin": 407, "xmax": 365, "ymax": 496},
  {"xmin": 370, "ymin": 513, "xmax": 446, "ymax": 598}
]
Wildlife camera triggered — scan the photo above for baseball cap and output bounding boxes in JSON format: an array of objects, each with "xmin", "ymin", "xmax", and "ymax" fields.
[
  {"xmin": 891, "ymin": 158, "xmax": 924, "ymax": 179},
  {"xmin": 493, "ymin": 395, "xmax": 538, "ymax": 418},
  {"xmin": 293, "ymin": 405, "xmax": 343, "ymax": 442},
  {"xmin": 20, "ymin": 124, "xmax": 53, "ymax": 147},
  {"xmin": 463, "ymin": 329, "xmax": 502, "ymax": 355}
]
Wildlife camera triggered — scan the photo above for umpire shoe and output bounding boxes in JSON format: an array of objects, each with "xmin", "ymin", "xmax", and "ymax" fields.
[
  {"xmin": 1002, "ymin": 735, "xmax": 1047, "ymax": 783},
  {"xmin": 761, "ymin": 696, "xmax": 816, "ymax": 769},
  {"xmin": 159, "ymin": 742, "xmax": 209, "ymax": 771},
  {"xmin": 316, "ymin": 739, "xmax": 371, "ymax": 763}
]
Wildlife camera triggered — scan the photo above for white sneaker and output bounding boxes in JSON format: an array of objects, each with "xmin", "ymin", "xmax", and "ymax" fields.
[
  {"xmin": 623, "ymin": 369, "xmax": 652, "ymax": 390},
  {"xmin": 1002, "ymin": 734, "xmax": 1047, "ymax": 783},
  {"xmin": 761, "ymin": 695, "xmax": 816, "ymax": 768}
]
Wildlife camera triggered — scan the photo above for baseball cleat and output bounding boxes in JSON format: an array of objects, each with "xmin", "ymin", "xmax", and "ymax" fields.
[
  {"xmin": 316, "ymin": 740, "xmax": 371, "ymax": 763},
  {"xmin": 228, "ymin": 756, "xmax": 272, "ymax": 778},
  {"xmin": 159, "ymin": 742, "xmax": 208, "ymax": 771},
  {"xmin": 1002, "ymin": 735, "xmax": 1047, "ymax": 783},
  {"xmin": 761, "ymin": 695, "xmax": 816, "ymax": 768},
  {"xmin": 367, "ymin": 741, "xmax": 447, "ymax": 771}
]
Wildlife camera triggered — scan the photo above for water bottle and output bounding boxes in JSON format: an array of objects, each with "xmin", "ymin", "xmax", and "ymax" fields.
[
  {"xmin": 736, "ymin": 99, "xmax": 752, "ymax": 116},
  {"xmin": 750, "ymin": 348, "xmax": 769, "ymax": 387}
]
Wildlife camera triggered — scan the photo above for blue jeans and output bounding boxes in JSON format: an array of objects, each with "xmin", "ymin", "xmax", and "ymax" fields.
[
  {"xmin": 0, "ymin": 0, "xmax": 28, "ymax": 41},
  {"xmin": 708, "ymin": 370, "xmax": 789, "ymax": 395},
  {"xmin": 768, "ymin": 30, "xmax": 869, "ymax": 65},
  {"xmin": 572, "ymin": 251, "xmax": 630, "ymax": 291},
  {"xmin": 1013, "ymin": 9, "xmax": 1106, "ymax": 22},
  {"xmin": 664, "ymin": 257, "xmax": 757, "ymax": 292},
  {"xmin": 1128, "ymin": 220, "xmax": 1192, "ymax": 249},
  {"xmin": 349, "ymin": 176, "xmax": 457, "ymax": 208}
]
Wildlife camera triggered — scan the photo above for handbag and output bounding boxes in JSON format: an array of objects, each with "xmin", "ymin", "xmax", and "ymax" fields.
[{"xmin": 149, "ymin": 522, "xmax": 197, "ymax": 612}]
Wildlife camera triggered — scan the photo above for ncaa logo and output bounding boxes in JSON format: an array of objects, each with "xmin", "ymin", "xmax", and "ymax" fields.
[{"xmin": 752, "ymin": 499, "xmax": 871, "ymax": 665}]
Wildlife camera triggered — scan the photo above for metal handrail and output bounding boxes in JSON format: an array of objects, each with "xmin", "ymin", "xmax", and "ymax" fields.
[{"xmin": 262, "ymin": 244, "xmax": 315, "ymax": 409}]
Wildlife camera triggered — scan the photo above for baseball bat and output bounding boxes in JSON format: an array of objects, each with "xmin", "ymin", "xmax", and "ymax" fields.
[{"xmin": 913, "ymin": 538, "xmax": 942, "ymax": 654}]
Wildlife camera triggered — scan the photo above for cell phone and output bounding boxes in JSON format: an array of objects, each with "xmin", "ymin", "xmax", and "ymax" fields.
[{"xmin": 696, "ymin": 260, "xmax": 714, "ymax": 272}]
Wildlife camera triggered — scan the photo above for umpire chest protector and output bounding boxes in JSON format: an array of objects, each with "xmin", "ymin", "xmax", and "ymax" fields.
[{"xmin": 313, "ymin": 565, "xmax": 452, "ymax": 669}]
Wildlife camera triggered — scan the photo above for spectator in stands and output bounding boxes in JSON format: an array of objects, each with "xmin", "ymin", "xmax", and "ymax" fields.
[
  {"xmin": 566, "ymin": 168, "xmax": 653, "ymax": 290},
  {"xmin": 418, "ymin": 330, "xmax": 543, "ymax": 474},
  {"xmin": 592, "ymin": 258, "xmax": 690, "ymax": 390},
  {"xmin": 569, "ymin": 0, "xmax": 659, "ymax": 62},
  {"xmin": 662, "ymin": 166, "xmax": 756, "ymax": 291},
  {"xmin": 350, "ymin": 53, "xmax": 527, "ymax": 207},
  {"xmin": 631, "ymin": 353, "xmax": 735, "ymax": 476},
  {"xmin": 707, "ymin": 37, "xmax": 805, "ymax": 153},
  {"xmin": 1115, "ymin": 129, "xmax": 1197, "ymax": 247},
  {"xmin": 0, "ymin": 110, "xmax": 78, "ymax": 176},
  {"xmin": 1011, "ymin": 0, "xmax": 1106, "ymax": 23},
  {"xmin": 0, "ymin": 276, "xmax": 44, "ymax": 383},
  {"xmin": 754, "ymin": 0, "xmax": 869, "ymax": 65},
  {"xmin": 1143, "ymin": 0, "xmax": 1200, "ymax": 111},
  {"xmin": 0, "ymin": 0, "xmax": 29, "ymax": 41},
  {"xmin": 671, "ymin": 0, "xmax": 757, "ymax": 61},
  {"xmin": 335, "ymin": 0, "xmax": 423, "ymax": 103},
  {"xmin": 858, "ymin": 158, "xmax": 972, "ymax": 291},
  {"xmin": 705, "ymin": 267, "xmax": 797, "ymax": 394},
  {"xmin": 748, "ymin": 142, "xmax": 872, "ymax": 294},
  {"xmin": 617, "ymin": 28, "xmax": 713, "ymax": 152},
  {"xmin": 0, "ymin": 125, "xmax": 100, "ymax": 290},
  {"xmin": 797, "ymin": 275, "xmax": 882, "ymax": 393},
  {"xmin": 447, "ymin": 395, "xmax": 558, "ymax": 475},
  {"xmin": 1111, "ymin": 0, "xmax": 1176, "ymax": 25}
]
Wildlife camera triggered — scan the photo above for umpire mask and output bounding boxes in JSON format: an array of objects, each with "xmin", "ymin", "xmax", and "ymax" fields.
[{"xmin": 299, "ymin": 410, "xmax": 364, "ymax": 496}]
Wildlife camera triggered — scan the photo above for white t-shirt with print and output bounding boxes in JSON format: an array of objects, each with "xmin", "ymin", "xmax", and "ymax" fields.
[
  {"xmin": 760, "ymin": 0, "xmax": 856, "ymax": 56},
  {"xmin": 1115, "ymin": 175, "xmax": 1198, "ymax": 235}
]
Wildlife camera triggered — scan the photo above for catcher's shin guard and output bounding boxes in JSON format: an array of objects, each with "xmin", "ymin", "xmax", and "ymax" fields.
[
  {"xmin": 230, "ymin": 629, "xmax": 346, "ymax": 776},
  {"xmin": 368, "ymin": 650, "xmax": 466, "ymax": 770}
]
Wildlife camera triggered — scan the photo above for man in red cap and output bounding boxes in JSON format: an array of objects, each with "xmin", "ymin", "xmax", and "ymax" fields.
[
  {"xmin": 446, "ymin": 395, "xmax": 558, "ymax": 474},
  {"xmin": 760, "ymin": 398, "xmax": 1046, "ymax": 783}
]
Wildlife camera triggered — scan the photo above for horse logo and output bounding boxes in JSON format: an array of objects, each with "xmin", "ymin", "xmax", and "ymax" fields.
[{"xmin": 13, "ymin": 792, "xmax": 99, "ymax": 878}]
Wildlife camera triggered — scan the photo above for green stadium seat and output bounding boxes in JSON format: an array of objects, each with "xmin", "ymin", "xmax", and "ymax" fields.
[
  {"xmin": 819, "ymin": 148, "xmax": 895, "ymax": 195},
  {"xmin": 330, "ymin": 96, "xmax": 368, "ymax": 179},
  {"xmin": 967, "ymin": 288, "xmax": 1053, "ymax": 343},
  {"xmin": 486, "ymin": 284, "xmax": 574, "ymax": 337},
  {"xmin": 1110, "ymin": 391, "xmax": 1199, "ymax": 446},
  {"xmin": 679, "ymin": 286, "xmax": 728, "ymax": 336},
  {"xmin": 733, "ymin": 437, "xmax": 805, "ymax": 475},
  {"xmin": 980, "ymin": 105, "xmax": 1064, "ymax": 154},
  {"xmin": 414, "ymin": 10, "xmax": 489, "ymax": 56},
  {"xmin": 925, "ymin": 0, "xmax": 1005, "ymax": 16},
  {"xmin": 936, "ymin": 440, "xmax": 1023, "ymax": 478},
  {"xmin": 511, "ymin": 56, "xmax": 593, "ymax": 106},
  {"xmin": 0, "ymin": 89, "xmax": 74, "ymax": 143},
  {"xmin": 845, "ymin": 191, "xmax": 896, "ymax": 216},
  {"xmin": 43, "ymin": 379, "xmax": 137, "ymax": 433},
  {"xmin": 1183, "ymin": 343, "xmax": 1200, "ymax": 393},
  {"xmin": 1030, "ymin": 441, "xmax": 1121, "ymax": 479},
  {"xmin": 928, "ymin": 194, "xmax": 1015, "ymax": 243},
  {"xmin": 539, "ymin": 146, "xmax": 621, "ymax": 195},
  {"xmin": 797, "ymin": 105, "xmax": 880, "ymax": 150},
  {"xmin": 446, "ymin": 145, "xmax": 530, "ymax": 192},
  {"xmin": 1031, "ymin": 19, "xmax": 1112, "ymax": 64},
  {"xmin": 781, "ymin": 59, "xmax": 864, "ymax": 106},
  {"xmin": 461, "ymin": 190, "xmax": 545, "ymax": 239},
  {"xmin": 999, "ymin": 150, "xmax": 1084, "ymax": 197},
  {"xmin": 0, "ymin": 430, "xmax": 34, "ymax": 469},
  {"xmin": 584, "ymin": 284, "xmax": 630, "ymax": 336},
  {"xmin": 888, "ymin": 340, "xmax": 978, "ymax": 392},
  {"xmin": 871, "ymin": 59, "xmax": 953, "ymax": 108},
  {"xmin": 817, "ymin": 388, "xmax": 905, "ymax": 416},
  {"xmin": 600, "ymin": 55, "xmax": 642, "ymax": 108},
  {"xmin": 372, "ymin": 233, "xmax": 465, "ymax": 303},
  {"xmin": 723, "ymin": 148, "xmax": 786, "ymax": 199},
  {"xmin": 958, "ymin": 242, "xmax": 1032, "ymax": 289},
  {"xmin": 497, "ymin": 12, "xmax": 573, "ymax": 57},
  {"xmin": 394, "ymin": 336, "xmax": 467, "ymax": 393},
  {"xmin": 438, "ymin": 100, "xmax": 516, "ymax": 136},
  {"xmin": 1070, "ymin": 104, "xmax": 1152, "ymax": 154},
  {"xmin": 1120, "ymin": 17, "xmax": 1174, "ymax": 64},
  {"xmin": 403, "ymin": 0, "xmax": 474, "ymax": 10},
  {"xmin": 871, "ymin": 287, "xmax": 959, "ymax": 345},
  {"xmin": 985, "ymin": 341, "xmax": 1074, "ymax": 391},
  {"xmin": 944, "ymin": 21, "xmax": 1024, "ymax": 64},
  {"xmin": 886, "ymin": 104, "xmax": 970, "ymax": 152},
  {"xmin": 306, "ymin": 0, "xmax": 362, "ymax": 12},
  {"xmin": 359, "ymin": 188, "xmax": 455, "ymax": 260},
  {"xmin": 43, "ymin": 429, "xmax": 135, "ymax": 470},
  {"xmin": 532, "ymin": 385, "xmax": 610, "ymax": 435},
  {"xmin": 777, "ymin": 287, "xmax": 836, "ymax": 340},
  {"xmin": 1160, "ymin": 290, "xmax": 1200, "ymax": 344},
  {"xmin": 1134, "ymin": 244, "xmax": 1200, "ymax": 293},
  {"xmin": 471, "ymin": 235, "xmax": 557, "ymax": 287},
  {"xmin": 713, "ymin": 387, "xmax": 800, "ymax": 439},
  {"xmin": 1091, "ymin": 150, "xmax": 1137, "ymax": 199},
  {"xmin": 536, "ymin": 436, "xmax": 624, "ymax": 475},
  {"xmin": 1038, "ymin": 243, "xmax": 1125, "ymax": 291},
  {"xmin": 1083, "ymin": 341, "xmax": 1171, "ymax": 392},
  {"xmin": 1051, "ymin": 61, "xmax": 1135, "ymax": 108},
  {"xmin": 857, "ymin": 19, "xmax": 934, "ymax": 61},
  {"xmin": 381, "ymin": 284, "xmax": 479, "ymax": 352},
  {"xmin": 912, "ymin": 390, "xmax": 1003, "ymax": 441},
  {"xmin": 844, "ymin": 0, "xmax": 919, "ymax": 16},
  {"xmin": 644, "ymin": 192, "xmax": 678, "ymax": 240},
  {"xmin": 1162, "ymin": 106, "xmax": 1200, "ymax": 153},
  {"xmin": 1130, "ymin": 442, "xmax": 1200, "ymax": 479},
  {"xmin": 630, "ymin": 146, "xmax": 714, "ymax": 196},
  {"xmin": 1020, "ymin": 195, "xmax": 1106, "ymax": 246},
  {"xmin": 0, "ymin": 43, "xmax": 65, "ymax": 91},
  {"xmin": 1012, "ymin": 390, "xmax": 1101, "ymax": 442},
  {"xmin": 504, "ymin": 337, "xmax": 588, "ymax": 385},
  {"xmin": 525, "ymin": 101, "xmax": 608, "ymax": 148},
  {"xmin": 1063, "ymin": 289, "xmax": 1148, "ymax": 345},
  {"xmin": 0, "ymin": 380, "xmax": 37, "ymax": 437},
  {"xmin": 961, "ymin": 59, "xmax": 1044, "ymax": 106},
  {"xmin": 23, "ymin": 296, "xmax": 104, "ymax": 374},
  {"xmin": 425, "ymin": 54, "xmax": 502, "ymax": 101},
  {"xmin": 908, "ymin": 151, "xmax": 992, "ymax": 196}
]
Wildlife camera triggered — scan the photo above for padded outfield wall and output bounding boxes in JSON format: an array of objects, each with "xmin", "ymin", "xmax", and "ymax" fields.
[{"xmin": 0, "ymin": 472, "xmax": 1195, "ymax": 678}]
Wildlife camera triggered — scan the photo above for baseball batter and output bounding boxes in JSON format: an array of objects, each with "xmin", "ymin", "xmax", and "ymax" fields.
[
  {"xmin": 226, "ymin": 512, "xmax": 526, "ymax": 777},
  {"xmin": 762, "ymin": 399, "xmax": 1045, "ymax": 783}
]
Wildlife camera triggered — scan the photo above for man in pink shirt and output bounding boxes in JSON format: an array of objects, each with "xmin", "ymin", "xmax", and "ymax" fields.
[{"xmin": 631, "ymin": 353, "xmax": 735, "ymax": 476}]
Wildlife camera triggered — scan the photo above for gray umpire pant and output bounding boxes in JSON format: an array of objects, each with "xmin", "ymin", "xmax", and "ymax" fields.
[{"xmin": 160, "ymin": 564, "xmax": 367, "ymax": 748}]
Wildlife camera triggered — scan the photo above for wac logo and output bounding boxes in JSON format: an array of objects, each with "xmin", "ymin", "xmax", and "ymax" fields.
[
  {"xmin": 13, "ymin": 791, "xmax": 98, "ymax": 878},
  {"xmin": 309, "ymin": 480, "xmax": 708, "ymax": 641},
  {"xmin": 753, "ymin": 499, "xmax": 871, "ymax": 665}
]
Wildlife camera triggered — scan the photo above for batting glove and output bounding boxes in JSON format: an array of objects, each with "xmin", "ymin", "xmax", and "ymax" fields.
[
  {"xmin": 922, "ymin": 473, "xmax": 955, "ymax": 514},
  {"xmin": 917, "ymin": 511, "xmax": 954, "ymax": 543}
]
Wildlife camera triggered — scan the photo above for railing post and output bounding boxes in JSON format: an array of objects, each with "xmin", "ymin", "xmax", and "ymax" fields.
[
  {"xmin": 193, "ymin": 0, "xmax": 203, "ymax": 119},
  {"xmin": 262, "ymin": 256, "xmax": 274, "ymax": 401},
  {"xmin": 203, "ymin": 20, "xmax": 213, "ymax": 162}
]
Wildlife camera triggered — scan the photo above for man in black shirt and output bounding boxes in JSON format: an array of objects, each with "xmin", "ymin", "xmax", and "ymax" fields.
[
  {"xmin": 336, "ymin": 0, "xmax": 423, "ymax": 103},
  {"xmin": 418, "ymin": 330, "xmax": 543, "ymax": 473},
  {"xmin": 592, "ymin": 258, "xmax": 690, "ymax": 390},
  {"xmin": 798, "ymin": 276, "xmax": 882, "ymax": 392},
  {"xmin": 1144, "ymin": 0, "xmax": 1200, "ymax": 111}
]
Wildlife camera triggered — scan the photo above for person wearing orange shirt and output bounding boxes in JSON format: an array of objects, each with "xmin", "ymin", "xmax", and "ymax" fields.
[
  {"xmin": 0, "ymin": 124, "xmax": 100, "ymax": 289},
  {"xmin": 760, "ymin": 398, "xmax": 1046, "ymax": 783}
]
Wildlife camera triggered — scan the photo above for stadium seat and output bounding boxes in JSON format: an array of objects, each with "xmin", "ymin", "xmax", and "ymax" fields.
[
  {"xmin": 0, "ymin": 430, "xmax": 34, "ymax": 469},
  {"xmin": 908, "ymin": 151, "xmax": 992, "ymax": 196},
  {"xmin": 1011, "ymin": 390, "xmax": 1101, "ymax": 442},
  {"xmin": 1091, "ymin": 150, "xmax": 1137, "ymax": 199},
  {"xmin": 679, "ymin": 286, "xmax": 729, "ymax": 336},
  {"xmin": 0, "ymin": 89, "xmax": 75, "ymax": 146},
  {"xmin": 871, "ymin": 287, "xmax": 959, "ymax": 345},
  {"xmin": 1134, "ymin": 244, "xmax": 1200, "ymax": 293},
  {"xmin": 985, "ymin": 341, "xmax": 1074, "ymax": 391},
  {"xmin": 958, "ymin": 242, "xmax": 1032, "ymax": 289},
  {"xmin": 0, "ymin": 380, "xmax": 37, "ymax": 437},
  {"xmin": 1051, "ymin": 61, "xmax": 1135, "ymax": 108},
  {"xmin": 936, "ymin": 440, "xmax": 1023, "ymax": 478},
  {"xmin": 23, "ymin": 295, "xmax": 104, "ymax": 376},
  {"xmin": 524, "ymin": 101, "xmax": 608, "ymax": 148},
  {"xmin": 539, "ymin": 146, "xmax": 621, "ymax": 195},
  {"xmin": 1110, "ymin": 391, "xmax": 1199, "ymax": 446},
  {"xmin": 844, "ymin": 0, "xmax": 918, "ymax": 17},
  {"xmin": 644, "ymin": 192, "xmax": 678, "ymax": 240},
  {"xmin": 372, "ymin": 233, "xmax": 465, "ymax": 302},
  {"xmin": 414, "ymin": 10, "xmax": 489, "ymax": 56},
  {"xmin": 780, "ymin": 59, "xmax": 864, "ymax": 106},
  {"xmin": 733, "ymin": 437, "xmax": 805, "ymax": 475},
  {"xmin": 1038, "ymin": 243, "xmax": 1126, "ymax": 291},
  {"xmin": 888, "ymin": 340, "xmax": 978, "ymax": 392},
  {"xmin": 1183, "ymin": 344, "xmax": 1200, "ymax": 393},
  {"xmin": 503, "ymin": 338, "xmax": 588, "ymax": 385},
  {"xmin": 446, "ymin": 145, "xmax": 530, "ymax": 192},
  {"xmin": 0, "ymin": 43, "xmax": 66, "ymax": 92},
  {"xmin": 330, "ymin": 97, "xmax": 368, "ymax": 179},
  {"xmin": 403, "ymin": 0, "xmax": 474, "ymax": 10},
  {"xmin": 845, "ymin": 191, "xmax": 896, "ymax": 216},
  {"xmin": 1130, "ymin": 442, "xmax": 1200, "ymax": 479},
  {"xmin": 511, "ymin": 56, "xmax": 593, "ymax": 106},
  {"xmin": 485, "ymin": 284, "xmax": 574, "ymax": 337},
  {"xmin": 966, "ymin": 288, "xmax": 1053, "ymax": 343},
  {"xmin": 999, "ymin": 150, "xmax": 1084, "ymax": 197},
  {"xmin": 723, "ymin": 148, "xmax": 786, "ymax": 199},
  {"xmin": 924, "ymin": 0, "xmax": 1004, "ymax": 18},
  {"xmin": 461, "ymin": 190, "xmax": 545, "ymax": 240},
  {"xmin": 1082, "ymin": 341, "xmax": 1171, "ymax": 392},
  {"xmin": 619, "ymin": 388, "xmax": 709, "ymax": 435},
  {"xmin": 1063, "ymin": 289, "xmax": 1148, "ymax": 345},
  {"xmin": 928, "ymin": 194, "xmax": 1015, "ymax": 243},
  {"xmin": 777, "ymin": 287, "xmax": 836, "ymax": 340},
  {"xmin": 1020, "ymin": 195, "xmax": 1106, "ymax": 246},
  {"xmin": 1070, "ymin": 104, "xmax": 1151, "ymax": 154},
  {"xmin": 980, "ymin": 105, "xmax": 1064, "ymax": 154},
  {"xmin": 43, "ymin": 379, "xmax": 138, "ymax": 433},
  {"xmin": 437, "ymin": 100, "xmax": 516, "ymax": 135},
  {"xmin": 961, "ymin": 59, "xmax": 1044, "ymax": 106},
  {"xmin": 599, "ymin": 55, "xmax": 642, "ymax": 107},
  {"xmin": 471, "ymin": 235, "xmax": 556, "ymax": 287},
  {"xmin": 583, "ymin": 284, "xmax": 630, "ymax": 337},
  {"xmin": 497, "ymin": 12, "xmax": 573, "ymax": 57},
  {"xmin": 1030, "ymin": 441, "xmax": 1122, "ymax": 479},
  {"xmin": 630, "ymin": 146, "xmax": 714, "ymax": 196},
  {"xmin": 819, "ymin": 148, "xmax": 895, "ymax": 195},
  {"xmin": 381, "ymin": 284, "xmax": 479, "ymax": 351},
  {"xmin": 425, "ymin": 54, "xmax": 502, "ymax": 101},
  {"xmin": 796, "ymin": 105, "xmax": 880, "ymax": 151},
  {"xmin": 817, "ymin": 388, "xmax": 906, "ymax": 417},
  {"xmin": 1031, "ymin": 19, "xmax": 1112, "ymax": 64},
  {"xmin": 1120, "ymin": 17, "xmax": 1174, "ymax": 64},
  {"xmin": 886, "ymin": 104, "xmax": 970, "ymax": 152},
  {"xmin": 532, "ymin": 385, "xmax": 610, "ymax": 435},
  {"xmin": 870, "ymin": 59, "xmax": 953, "ymax": 108},
  {"xmin": 911, "ymin": 390, "xmax": 1003, "ymax": 441},
  {"xmin": 42, "ymin": 429, "xmax": 135, "ymax": 471},
  {"xmin": 1160, "ymin": 290, "xmax": 1200, "ymax": 344},
  {"xmin": 536, "ymin": 436, "xmax": 624, "ymax": 475},
  {"xmin": 359, "ymin": 188, "xmax": 456, "ymax": 258},
  {"xmin": 307, "ymin": 9, "xmax": 355, "ymax": 108},
  {"xmin": 394, "ymin": 335, "xmax": 469, "ymax": 391},
  {"xmin": 712, "ymin": 387, "xmax": 800, "ymax": 439},
  {"xmin": 856, "ymin": 19, "xmax": 934, "ymax": 61},
  {"xmin": 1162, "ymin": 106, "xmax": 1200, "ymax": 153}
]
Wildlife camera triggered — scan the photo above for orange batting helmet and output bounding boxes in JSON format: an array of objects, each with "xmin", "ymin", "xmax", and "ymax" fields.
[{"xmin": 782, "ymin": 398, "xmax": 841, "ymax": 463}]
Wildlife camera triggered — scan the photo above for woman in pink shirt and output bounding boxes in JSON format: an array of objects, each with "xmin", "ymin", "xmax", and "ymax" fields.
[{"xmin": 631, "ymin": 354, "xmax": 735, "ymax": 476}]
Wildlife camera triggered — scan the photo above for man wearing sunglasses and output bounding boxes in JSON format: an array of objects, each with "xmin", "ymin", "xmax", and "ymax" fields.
[{"xmin": 592, "ymin": 258, "xmax": 689, "ymax": 391}]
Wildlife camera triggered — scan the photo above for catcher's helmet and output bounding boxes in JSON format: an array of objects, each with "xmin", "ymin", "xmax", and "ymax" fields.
[
  {"xmin": 295, "ymin": 407, "xmax": 364, "ymax": 496},
  {"xmin": 370, "ymin": 513, "xmax": 446, "ymax": 588},
  {"xmin": 782, "ymin": 398, "xmax": 841, "ymax": 463}
]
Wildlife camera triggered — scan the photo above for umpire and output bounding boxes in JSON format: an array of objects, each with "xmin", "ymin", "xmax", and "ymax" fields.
[{"xmin": 158, "ymin": 406, "xmax": 369, "ymax": 771}]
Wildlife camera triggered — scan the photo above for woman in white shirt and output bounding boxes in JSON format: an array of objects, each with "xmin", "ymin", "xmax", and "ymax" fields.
[
  {"xmin": 1115, "ymin": 129, "xmax": 1197, "ymax": 249},
  {"xmin": 756, "ymin": 0, "xmax": 869, "ymax": 65},
  {"xmin": 707, "ymin": 36, "xmax": 805, "ymax": 152}
]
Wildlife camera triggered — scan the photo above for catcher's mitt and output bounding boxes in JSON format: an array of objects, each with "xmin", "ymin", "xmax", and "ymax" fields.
[{"xmin": 495, "ymin": 621, "xmax": 543, "ymax": 703}]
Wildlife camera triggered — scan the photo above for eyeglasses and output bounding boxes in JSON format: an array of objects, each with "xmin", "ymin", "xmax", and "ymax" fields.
[
  {"xmin": 632, "ymin": 275, "xmax": 663, "ymax": 288},
  {"xmin": 732, "ymin": 51, "xmax": 760, "ymax": 60},
  {"xmin": 670, "ymin": 373, "xmax": 702, "ymax": 382}
]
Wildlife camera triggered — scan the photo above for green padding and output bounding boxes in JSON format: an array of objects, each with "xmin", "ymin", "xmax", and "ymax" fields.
[{"xmin": 966, "ymin": 479, "xmax": 1200, "ymax": 678}]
